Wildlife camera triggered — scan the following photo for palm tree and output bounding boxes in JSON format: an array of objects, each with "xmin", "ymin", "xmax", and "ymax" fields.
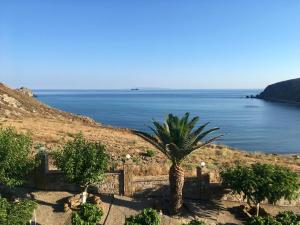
[{"xmin": 134, "ymin": 112, "xmax": 222, "ymax": 215}]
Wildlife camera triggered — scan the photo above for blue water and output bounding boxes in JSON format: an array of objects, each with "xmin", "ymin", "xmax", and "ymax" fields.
[{"xmin": 35, "ymin": 89, "xmax": 300, "ymax": 154}]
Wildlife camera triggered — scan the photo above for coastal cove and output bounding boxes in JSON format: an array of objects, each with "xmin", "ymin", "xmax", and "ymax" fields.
[{"xmin": 35, "ymin": 89, "xmax": 300, "ymax": 154}]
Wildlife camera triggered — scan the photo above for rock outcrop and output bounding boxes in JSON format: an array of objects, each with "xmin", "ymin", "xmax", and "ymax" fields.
[
  {"xmin": 0, "ymin": 83, "xmax": 99, "ymax": 126},
  {"xmin": 15, "ymin": 87, "xmax": 34, "ymax": 97},
  {"xmin": 258, "ymin": 78, "xmax": 300, "ymax": 103}
]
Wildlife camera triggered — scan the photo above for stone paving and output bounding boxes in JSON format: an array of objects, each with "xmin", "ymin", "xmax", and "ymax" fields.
[
  {"xmin": 32, "ymin": 191, "xmax": 192, "ymax": 225},
  {"xmin": 103, "ymin": 195, "xmax": 190, "ymax": 225},
  {"xmin": 32, "ymin": 191, "xmax": 73, "ymax": 225},
  {"xmin": 31, "ymin": 191, "xmax": 300, "ymax": 225}
]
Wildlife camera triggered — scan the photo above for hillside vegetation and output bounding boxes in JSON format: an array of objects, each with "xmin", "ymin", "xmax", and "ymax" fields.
[{"xmin": 0, "ymin": 83, "xmax": 299, "ymax": 176}]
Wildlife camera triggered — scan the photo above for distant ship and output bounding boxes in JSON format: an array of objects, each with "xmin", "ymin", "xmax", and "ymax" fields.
[{"xmin": 130, "ymin": 88, "xmax": 139, "ymax": 91}]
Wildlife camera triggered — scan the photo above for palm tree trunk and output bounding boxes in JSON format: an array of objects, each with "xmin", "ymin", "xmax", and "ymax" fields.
[{"xmin": 169, "ymin": 163, "xmax": 184, "ymax": 215}]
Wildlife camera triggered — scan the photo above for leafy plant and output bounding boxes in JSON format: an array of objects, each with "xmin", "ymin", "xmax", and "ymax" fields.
[
  {"xmin": 72, "ymin": 203, "xmax": 103, "ymax": 225},
  {"xmin": 54, "ymin": 134, "xmax": 108, "ymax": 203},
  {"xmin": 0, "ymin": 127, "xmax": 37, "ymax": 187},
  {"xmin": 221, "ymin": 163, "xmax": 299, "ymax": 216},
  {"xmin": 182, "ymin": 219, "xmax": 206, "ymax": 225},
  {"xmin": 275, "ymin": 211, "xmax": 300, "ymax": 225},
  {"xmin": 134, "ymin": 112, "xmax": 221, "ymax": 214},
  {"xmin": 145, "ymin": 149, "xmax": 156, "ymax": 157},
  {"xmin": 0, "ymin": 197, "xmax": 9, "ymax": 224},
  {"xmin": 245, "ymin": 212, "xmax": 300, "ymax": 225},
  {"xmin": 124, "ymin": 208, "xmax": 160, "ymax": 225},
  {"xmin": 245, "ymin": 216, "xmax": 281, "ymax": 225},
  {"xmin": 0, "ymin": 197, "xmax": 37, "ymax": 225}
]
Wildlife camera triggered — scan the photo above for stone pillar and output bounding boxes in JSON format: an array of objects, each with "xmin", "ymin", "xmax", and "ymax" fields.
[
  {"xmin": 34, "ymin": 152, "xmax": 49, "ymax": 189},
  {"xmin": 197, "ymin": 166, "xmax": 210, "ymax": 186},
  {"xmin": 197, "ymin": 166, "xmax": 210, "ymax": 200},
  {"xmin": 123, "ymin": 162, "xmax": 133, "ymax": 197}
]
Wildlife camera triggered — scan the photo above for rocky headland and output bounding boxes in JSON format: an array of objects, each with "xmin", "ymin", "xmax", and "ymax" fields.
[{"xmin": 257, "ymin": 78, "xmax": 300, "ymax": 103}]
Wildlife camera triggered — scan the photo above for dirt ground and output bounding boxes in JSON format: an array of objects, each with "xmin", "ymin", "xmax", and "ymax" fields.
[{"xmin": 31, "ymin": 191, "xmax": 300, "ymax": 225}]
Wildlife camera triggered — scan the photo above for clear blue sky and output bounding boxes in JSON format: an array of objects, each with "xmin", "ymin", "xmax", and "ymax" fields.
[{"xmin": 0, "ymin": 0, "xmax": 299, "ymax": 89}]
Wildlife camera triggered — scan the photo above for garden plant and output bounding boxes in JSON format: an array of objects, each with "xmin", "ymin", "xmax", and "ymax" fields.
[
  {"xmin": 72, "ymin": 203, "xmax": 103, "ymax": 225},
  {"xmin": 221, "ymin": 163, "xmax": 299, "ymax": 216},
  {"xmin": 182, "ymin": 219, "xmax": 206, "ymax": 225},
  {"xmin": 124, "ymin": 208, "xmax": 160, "ymax": 225},
  {"xmin": 0, "ymin": 127, "xmax": 37, "ymax": 188},
  {"xmin": 54, "ymin": 134, "xmax": 108, "ymax": 204},
  {"xmin": 0, "ymin": 127, "xmax": 37, "ymax": 224},
  {"xmin": 246, "ymin": 211, "xmax": 300, "ymax": 225}
]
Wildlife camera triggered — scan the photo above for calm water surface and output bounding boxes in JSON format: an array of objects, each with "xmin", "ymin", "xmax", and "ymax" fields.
[{"xmin": 35, "ymin": 89, "xmax": 300, "ymax": 154}]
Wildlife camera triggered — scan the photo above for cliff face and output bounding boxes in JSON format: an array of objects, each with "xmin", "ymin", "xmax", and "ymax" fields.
[{"xmin": 258, "ymin": 78, "xmax": 300, "ymax": 103}]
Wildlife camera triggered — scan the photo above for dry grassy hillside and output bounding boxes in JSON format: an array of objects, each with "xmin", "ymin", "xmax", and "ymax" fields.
[
  {"xmin": 0, "ymin": 83, "xmax": 97, "ymax": 125},
  {"xmin": 0, "ymin": 83, "xmax": 299, "ymax": 176}
]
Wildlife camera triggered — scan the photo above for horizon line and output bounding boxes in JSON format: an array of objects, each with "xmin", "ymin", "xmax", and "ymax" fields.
[{"xmin": 32, "ymin": 88, "xmax": 264, "ymax": 91}]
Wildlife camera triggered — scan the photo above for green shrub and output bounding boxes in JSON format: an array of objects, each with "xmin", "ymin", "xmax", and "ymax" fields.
[
  {"xmin": 275, "ymin": 211, "xmax": 300, "ymax": 225},
  {"xmin": 245, "ymin": 211, "xmax": 300, "ymax": 225},
  {"xmin": 145, "ymin": 149, "xmax": 155, "ymax": 157},
  {"xmin": 245, "ymin": 216, "xmax": 281, "ymax": 225},
  {"xmin": 0, "ymin": 197, "xmax": 37, "ymax": 225},
  {"xmin": 124, "ymin": 208, "xmax": 160, "ymax": 225},
  {"xmin": 72, "ymin": 203, "xmax": 103, "ymax": 225},
  {"xmin": 0, "ymin": 127, "xmax": 37, "ymax": 187},
  {"xmin": 221, "ymin": 163, "xmax": 299, "ymax": 216},
  {"xmin": 71, "ymin": 213, "xmax": 83, "ymax": 225},
  {"xmin": 0, "ymin": 197, "xmax": 9, "ymax": 224},
  {"xmin": 182, "ymin": 219, "xmax": 206, "ymax": 225},
  {"xmin": 54, "ymin": 134, "xmax": 108, "ymax": 192}
]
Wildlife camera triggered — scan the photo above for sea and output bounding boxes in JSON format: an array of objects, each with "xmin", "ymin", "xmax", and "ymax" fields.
[{"xmin": 35, "ymin": 89, "xmax": 300, "ymax": 154}]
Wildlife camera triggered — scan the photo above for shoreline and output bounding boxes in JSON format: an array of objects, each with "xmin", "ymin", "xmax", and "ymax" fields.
[{"xmin": 258, "ymin": 97, "xmax": 300, "ymax": 107}]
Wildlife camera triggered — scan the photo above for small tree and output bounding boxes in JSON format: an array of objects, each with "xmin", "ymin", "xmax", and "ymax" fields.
[
  {"xmin": 54, "ymin": 135, "xmax": 108, "ymax": 203},
  {"xmin": 221, "ymin": 163, "xmax": 299, "ymax": 216},
  {"xmin": 0, "ymin": 127, "xmax": 36, "ymax": 188}
]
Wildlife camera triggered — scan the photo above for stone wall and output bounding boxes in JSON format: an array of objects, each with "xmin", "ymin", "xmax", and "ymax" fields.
[
  {"xmin": 132, "ymin": 175, "xmax": 169, "ymax": 197},
  {"xmin": 31, "ymin": 153, "xmax": 300, "ymax": 207},
  {"xmin": 124, "ymin": 165, "xmax": 213, "ymax": 200},
  {"xmin": 32, "ymin": 153, "xmax": 123, "ymax": 195}
]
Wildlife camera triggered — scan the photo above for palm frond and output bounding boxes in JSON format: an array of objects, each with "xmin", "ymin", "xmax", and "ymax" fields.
[
  {"xmin": 134, "ymin": 112, "xmax": 221, "ymax": 165},
  {"xmin": 192, "ymin": 134, "xmax": 224, "ymax": 150},
  {"xmin": 192, "ymin": 122, "xmax": 209, "ymax": 136},
  {"xmin": 179, "ymin": 135, "xmax": 224, "ymax": 162},
  {"xmin": 195, "ymin": 127, "xmax": 220, "ymax": 142},
  {"xmin": 133, "ymin": 130, "xmax": 172, "ymax": 159}
]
